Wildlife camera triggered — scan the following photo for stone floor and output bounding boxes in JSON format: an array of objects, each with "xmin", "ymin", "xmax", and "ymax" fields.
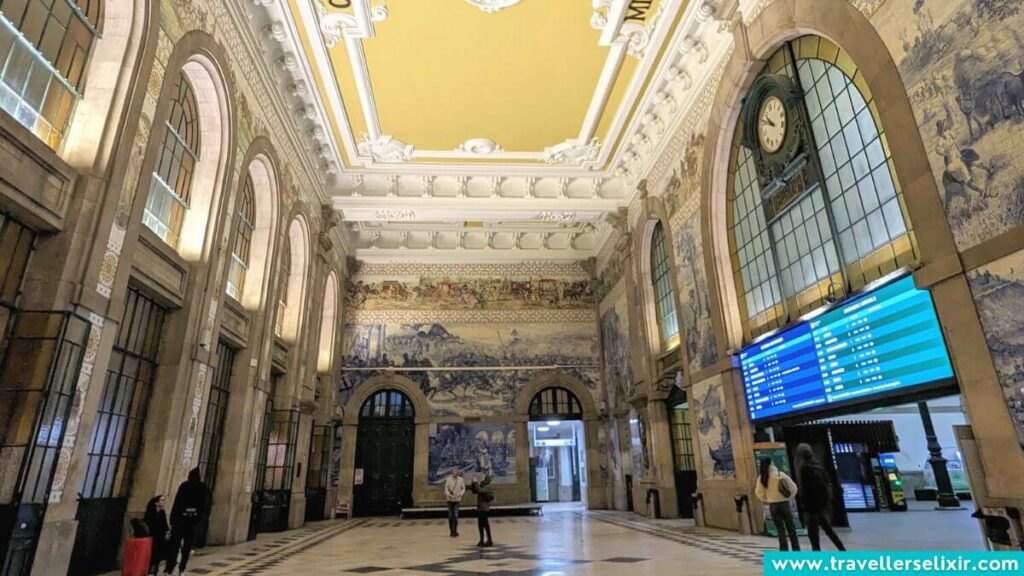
[{"xmin": 132, "ymin": 502, "xmax": 985, "ymax": 575}]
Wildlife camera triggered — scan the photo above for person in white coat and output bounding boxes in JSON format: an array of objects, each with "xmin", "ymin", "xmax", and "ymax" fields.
[
  {"xmin": 444, "ymin": 467, "xmax": 466, "ymax": 537},
  {"xmin": 755, "ymin": 457, "xmax": 801, "ymax": 551}
]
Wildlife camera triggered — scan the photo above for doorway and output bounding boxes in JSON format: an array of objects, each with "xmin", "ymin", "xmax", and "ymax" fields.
[
  {"xmin": 353, "ymin": 389, "xmax": 414, "ymax": 517},
  {"xmin": 526, "ymin": 386, "xmax": 587, "ymax": 507},
  {"xmin": 529, "ymin": 420, "xmax": 586, "ymax": 505},
  {"xmin": 666, "ymin": 387, "xmax": 697, "ymax": 519}
]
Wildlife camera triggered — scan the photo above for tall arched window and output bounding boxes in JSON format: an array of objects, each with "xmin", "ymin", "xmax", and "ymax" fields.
[
  {"xmin": 226, "ymin": 174, "xmax": 255, "ymax": 300},
  {"xmin": 0, "ymin": 0, "xmax": 101, "ymax": 148},
  {"xmin": 650, "ymin": 222, "xmax": 680, "ymax": 350},
  {"xmin": 143, "ymin": 73, "xmax": 200, "ymax": 248},
  {"xmin": 728, "ymin": 36, "xmax": 916, "ymax": 341},
  {"xmin": 317, "ymin": 272, "xmax": 338, "ymax": 373},
  {"xmin": 275, "ymin": 236, "xmax": 290, "ymax": 338}
]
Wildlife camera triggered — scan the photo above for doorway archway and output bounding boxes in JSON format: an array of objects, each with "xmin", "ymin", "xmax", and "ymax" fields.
[
  {"xmin": 522, "ymin": 379, "xmax": 593, "ymax": 506},
  {"xmin": 353, "ymin": 389, "xmax": 415, "ymax": 516}
]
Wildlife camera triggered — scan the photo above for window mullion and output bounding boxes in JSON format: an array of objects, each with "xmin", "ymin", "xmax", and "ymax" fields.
[{"xmin": 786, "ymin": 42, "xmax": 849, "ymax": 294}]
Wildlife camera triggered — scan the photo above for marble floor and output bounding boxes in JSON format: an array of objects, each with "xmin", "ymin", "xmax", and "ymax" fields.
[
  {"xmin": 168, "ymin": 511, "xmax": 772, "ymax": 576},
  {"xmin": 132, "ymin": 504, "xmax": 985, "ymax": 575}
]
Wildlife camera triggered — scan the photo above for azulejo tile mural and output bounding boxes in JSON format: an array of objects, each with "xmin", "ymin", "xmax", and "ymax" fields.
[
  {"xmin": 967, "ymin": 249, "xmax": 1024, "ymax": 452},
  {"xmin": 665, "ymin": 132, "xmax": 719, "ymax": 374},
  {"xmin": 346, "ymin": 276, "xmax": 594, "ymax": 311},
  {"xmin": 692, "ymin": 374, "xmax": 736, "ymax": 479},
  {"xmin": 427, "ymin": 422, "xmax": 517, "ymax": 485},
  {"xmin": 600, "ymin": 284, "xmax": 634, "ymax": 408},
  {"xmin": 871, "ymin": 0, "xmax": 1024, "ymax": 249},
  {"xmin": 339, "ymin": 322, "xmax": 600, "ymax": 417}
]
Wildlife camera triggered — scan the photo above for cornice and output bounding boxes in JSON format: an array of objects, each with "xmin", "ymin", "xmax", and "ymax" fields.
[{"xmin": 234, "ymin": 0, "xmax": 345, "ymax": 196}]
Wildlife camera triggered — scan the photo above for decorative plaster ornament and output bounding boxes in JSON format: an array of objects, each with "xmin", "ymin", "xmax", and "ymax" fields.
[
  {"xmin": 542, "ymin": 138, "xmax": 601, "ymax": 166},
  {"xmin": 357, "ymin": 134, "xmax": 413, "ymax": 163},
  {"xmin": 464, "ymin": 0, "xmax": 522, "ymax": 13},
  {"xmin": 456, "ymin": 138, "xmax": 504, "ymax": 155}
]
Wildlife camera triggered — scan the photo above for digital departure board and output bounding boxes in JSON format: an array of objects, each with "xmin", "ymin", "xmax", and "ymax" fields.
[{"xmin": 740, "ymin": 275, "xmax": 954, "ymax": 422}]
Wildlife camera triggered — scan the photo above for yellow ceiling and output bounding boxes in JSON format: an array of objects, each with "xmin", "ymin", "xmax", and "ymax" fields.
[{"xmin": 288, "ymin": 0, "xmax": 680, "ymax": 168}]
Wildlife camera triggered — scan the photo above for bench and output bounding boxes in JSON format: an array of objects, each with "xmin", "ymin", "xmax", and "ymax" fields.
[{"xmin": 401, "ymin": 503, "xmax": 544, "ymax": 519}]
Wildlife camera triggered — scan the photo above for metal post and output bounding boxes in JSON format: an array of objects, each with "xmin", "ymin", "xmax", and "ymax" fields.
[{"xmin": 918, "ymin": 401, "xmax": 962, "ymax": 509}]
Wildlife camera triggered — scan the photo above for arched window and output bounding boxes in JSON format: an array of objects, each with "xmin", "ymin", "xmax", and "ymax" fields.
[
  {"xmin": 360, "ymin": 389, "xmax": 414, "ymax": 419},
  {"xmin": 0, "ymin": 0, "xmax": 101, "ymax": 149},
  {"xmin": 317, "ymin": 272, "xmax": 338, "ymax": 373},
  {"xmin": 728, "ymin": 36, "xmax": 916, "ymax": 341},
  {"xmin": 226, "ymin": 174, "xmax": 255, "ymax": 300},
  {"xmin": 143, "ymin": 73, "xmax": 200, "ymax": 248},
  {"xmin": 274, "ymin": 236, "xmax": 290, "ymax": 338},
  {"xmin": 650, "ymin": 222, "xmax": 680, "ymax": 350},
  {"xmin": 529, "ymin": 386, "xmax": 583, "ymax": 421}
]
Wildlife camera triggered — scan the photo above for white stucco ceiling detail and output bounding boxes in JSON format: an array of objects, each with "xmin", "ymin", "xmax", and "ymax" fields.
[{"xmin": 238, "ymin": 0, "xmax": 742, "ymax": 263}]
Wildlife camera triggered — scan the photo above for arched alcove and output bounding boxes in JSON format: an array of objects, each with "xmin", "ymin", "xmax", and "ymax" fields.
[
  {"xmin": 317, "ymin": 271, "xmax": 339, "ymax": 373},
  {"xmin": 234, "ymin": 152, "xmax": 279, "ymax": 311},
  {"xmin": 279, "ymin": 215, "xmax": 310, "ymax": 342},
  {"xmin": 63, "ymin": 0, "xmax": 152, "ymax": 171},
  {"xmin": 700, "ymin": 0, "xmax": 953, "ymax": 351}
]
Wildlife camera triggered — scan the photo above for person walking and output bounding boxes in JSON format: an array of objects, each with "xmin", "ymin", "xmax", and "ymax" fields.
[
  {"xmin": 144, "ymin": 495, "xmax": 172, "ymax": 575},
  {"xmin": 754, "ymin": 457, "xmax": 800, "ymax": 551},
  {"xmin": 167, "ymin": 468, "xmax": 210, "ymax": 575},
  {"xmin": 444, "ymin": 467, "xmax": 466, "ymax": 538},
  {"xmin": 469, "ymin": 473, "xmax": 494, "ymax": 547},
  {"xmin": 794, "ymin": 444, "xmax": 846, "ymax": 551}
]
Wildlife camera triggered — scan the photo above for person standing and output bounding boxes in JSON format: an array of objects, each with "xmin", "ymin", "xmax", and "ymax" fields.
[
  {"xmin": 144, "ymin": 495, "xmax": 171, "ymax": 575},
  {"xmin": 469, "ymin": 473, "xmax": 494, "ymax": 547},
  {"xmin": 167, "ymin": 468, "xmax": 209, "ymax": 575},
  {"xmin": 444, "ymin": 467, "xmax": 466, "ymax": 537},
  {"xmin": 754, "ymin": 457, "xmax": 800, "ymax": 551},
  {"xmin": 794, "ymin": 444, "xmax": 846, "ymax": 551}
]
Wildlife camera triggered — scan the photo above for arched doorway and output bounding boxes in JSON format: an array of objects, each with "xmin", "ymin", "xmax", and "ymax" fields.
[
  {"xmin": 354, "ymin": 389, "xmax": 414, "ymax": 516},
  {"xmin": 528, "ymin": 387, "xmax": 586, "ymax": 505}
]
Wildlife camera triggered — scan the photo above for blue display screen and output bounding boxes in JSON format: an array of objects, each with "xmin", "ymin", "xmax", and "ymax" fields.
[{"xmin": 739, "ymin": 275, "xmax": 954, "ymax": 422}]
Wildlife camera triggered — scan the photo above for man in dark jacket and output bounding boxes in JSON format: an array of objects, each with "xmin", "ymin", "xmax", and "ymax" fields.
[
  {"xmin": 794, "ymin": 444, "xmax": 846, "ymax": 551},
  {"xmin": 167, "ymin": 468, "xmax": 209, "ymax": 575},
  {"xmin": 469, "ymin": 473, "xmax": 494, "ymax": 547}
]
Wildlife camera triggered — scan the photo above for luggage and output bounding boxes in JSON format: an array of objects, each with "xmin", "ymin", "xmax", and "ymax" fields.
[{"xmin": 121, "ymin": 536, "xmax": 153, "ymax": 576}]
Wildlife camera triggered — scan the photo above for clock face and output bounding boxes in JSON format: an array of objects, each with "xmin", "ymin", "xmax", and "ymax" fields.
[{"xmin": 757, "ymin": 96, "xmax": 787, "ymax": 154}]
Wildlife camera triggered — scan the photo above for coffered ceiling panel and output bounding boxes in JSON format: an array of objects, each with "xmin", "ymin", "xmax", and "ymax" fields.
[{"xmin": 288, "ymin": 0, "xmax": 686, "ymax": 172}]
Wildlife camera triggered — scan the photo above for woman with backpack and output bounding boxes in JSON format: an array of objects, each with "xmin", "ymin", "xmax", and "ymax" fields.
[
  {"xmin": 469, "ymin": 473, "xmax": 494, "ymax": 547},
  {"xmin": 754, "ymin": 457, "xmax": 800, "ymax": 551},
  {"xmin": 794, "ymin": 443, "xmax": 846, "ymax": 551}
]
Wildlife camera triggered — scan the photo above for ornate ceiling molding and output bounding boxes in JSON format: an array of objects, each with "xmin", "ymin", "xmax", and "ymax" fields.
[
  {"xmin": 542, "ymin": 138, "xmax": 601, "ymax": 166},
  {"xmin": 464, "ymin": 0, "xmax": 523, "ymax": 13},
  {"xmin": 457, "ymin": 138, "xmax": 505, "ymax": 155},
  {"xmin": 357, "ymin": 134, "xmax": 414, "ymax": 163},
  {"xmin": 318, "ymin": 1, "xmax": 389, "ymax": 45}
]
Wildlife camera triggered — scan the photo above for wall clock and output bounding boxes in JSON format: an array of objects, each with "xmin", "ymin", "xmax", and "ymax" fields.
[{"xmin": 757, "ymin": 95, "xmax": 787, "ymax": 154}]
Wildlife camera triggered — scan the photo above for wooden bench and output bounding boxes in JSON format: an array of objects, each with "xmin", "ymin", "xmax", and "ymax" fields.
[{"xmin": 401, "ymin": 503, "xmax": 544, "ymax": 519}]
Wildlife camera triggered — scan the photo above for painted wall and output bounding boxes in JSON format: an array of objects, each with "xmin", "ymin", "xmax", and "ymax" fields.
[
  {"xmin": 870, "ymin": 0, "xmax": 1024, "ymax": 251},
  {"xmin": 339, "ymin": 321, "xmax": 600, "ymax": 417},
  {"xmin": 665, "ymin": 133, "xmax": 719, "ymax": 375},
  {"xmin": 966, "ymin": 250, "xmax": 1024, "ymax": 449},
  {"xmin": 339, "ymin": 262, "xmax": 603, "ymax": 506}
]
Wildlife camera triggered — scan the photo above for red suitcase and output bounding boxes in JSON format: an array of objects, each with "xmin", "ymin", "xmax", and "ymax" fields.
[{"xmin": 122, "ymin": 536, "xmax": 153, "ymax": 576}]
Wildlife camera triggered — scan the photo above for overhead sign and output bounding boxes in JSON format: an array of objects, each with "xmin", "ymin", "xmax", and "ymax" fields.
[
  {"xmin": 534, "ymin": 438, "xmax": 575, "ymax": 447},
  {"xmin": 740, "ymin": 275, "xmax": 954, "ymax": 422}
]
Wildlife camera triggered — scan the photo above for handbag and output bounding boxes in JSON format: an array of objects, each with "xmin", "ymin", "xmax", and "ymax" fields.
[{"xmin": 778, "ymin": 474, "xmax": 793, "ymax": 499}]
